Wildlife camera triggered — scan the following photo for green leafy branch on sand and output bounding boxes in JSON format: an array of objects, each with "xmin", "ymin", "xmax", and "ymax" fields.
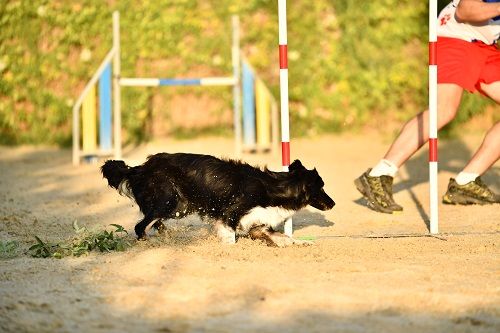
[{"xmin": 28, "ymin": 221, "xmax": 131, "ymax": 259}]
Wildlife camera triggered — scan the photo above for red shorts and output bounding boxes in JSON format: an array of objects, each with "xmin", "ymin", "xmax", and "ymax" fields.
[{"xmin": 437, "ymin": 37, "xmax": 500, "ymax": 94}]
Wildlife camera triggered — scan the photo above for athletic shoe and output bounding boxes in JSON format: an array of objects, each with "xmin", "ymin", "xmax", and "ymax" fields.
[
  {"xmin": 354, "ymin": 169, "xmax": 400, "ymax": 213},
  {"xmin": 442, "ymin": 177, "xmax": 500, "ymax": 205}
]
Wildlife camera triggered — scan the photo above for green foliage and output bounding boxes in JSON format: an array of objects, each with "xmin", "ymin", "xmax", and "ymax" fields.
[
  {"xmin": 0, "ymin": 240, "xmax": 20, "ymax": 259},
  {"xmin": 28, "ymin": 236, "xmax": 57, "ymax": 258},
  {"xmin": 28, "ymin": 222, "xmax": 131, "ymax": 259},
  {"xmin": 0, "ymin": 0, "xmax": 495, "ymax": 145}
]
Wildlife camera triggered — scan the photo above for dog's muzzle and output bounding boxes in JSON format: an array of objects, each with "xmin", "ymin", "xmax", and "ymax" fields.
[{"xmin": 311, "ymin": 190, "xmax": 335, "ymax": 210}]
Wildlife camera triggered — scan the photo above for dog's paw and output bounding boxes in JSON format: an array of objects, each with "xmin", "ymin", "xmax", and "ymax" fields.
[
  {"xmin": 136, "ymin": 234, "xmax": 148, "ymax": 241},
  {"xmin": 154, "ymin": 222, "xmax": 166, "ymax": 234},
  {"xmin": 214, "ymin": 220, "xmax": 236, "ymax": 244}
]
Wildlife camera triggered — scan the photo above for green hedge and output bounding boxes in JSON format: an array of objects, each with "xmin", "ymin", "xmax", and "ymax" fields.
[{"xmin": 0, "ymin": 0, "xmax": 495, "ymax": 145}]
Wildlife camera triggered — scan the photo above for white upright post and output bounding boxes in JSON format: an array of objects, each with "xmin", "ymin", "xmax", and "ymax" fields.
[
  {"xmin": 232, "ymin": 15, "xmax": 242, "ymax": 157},
  {"xmin": 113, "ymin": 11, "xmax": 122, "ymax": 160},
  {"xmin": 278, "ymin": 0, "xmax": 292, "ymax": 237},
  {"xmin": 428, "ymin": 0, "xmax": 439, "ymax": 234}
]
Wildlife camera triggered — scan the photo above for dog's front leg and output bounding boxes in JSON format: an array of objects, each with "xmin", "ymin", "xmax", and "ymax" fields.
[
  {"xmin": 213, "ymin": 220, "xmax": 236, "ymax": 244},
  {"xmin": 248, "ymin": 225, "xmax": 279, "ymax": 247},
  {"xmin": 135, "ymin": 214, "xmax": 156, "ymax": 240}
]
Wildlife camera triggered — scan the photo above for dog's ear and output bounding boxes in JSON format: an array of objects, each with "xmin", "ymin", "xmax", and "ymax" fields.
[{"xmin": 289, "ymin": 159, "xmax": 305, "ymax": 171}]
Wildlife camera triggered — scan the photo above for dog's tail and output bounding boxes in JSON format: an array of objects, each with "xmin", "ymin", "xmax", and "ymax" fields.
[{"xmin": 101, "ymin": 160, "xmax": 130, "ymax": 192}]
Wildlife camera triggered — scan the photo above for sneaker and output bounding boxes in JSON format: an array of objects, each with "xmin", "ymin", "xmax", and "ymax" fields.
[
  {"xmin": 354, "ymin": 169, "xmax": 401, "ymax": 213},
  {"xmin": 442, "ymin": 177, "xmax": 500, "ymax": 205}
]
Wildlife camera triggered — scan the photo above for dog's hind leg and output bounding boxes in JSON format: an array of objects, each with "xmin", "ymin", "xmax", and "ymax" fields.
[
  {"xmin": 134, "ymin": 214, "xmax": 156, "ymax": 240},
  {"xmin": 138, "ymin": 192, "xmax": 179, "ymax": 239},
  {"xmin": 152, "ymin": 220, "xmax": 166, "ymax": 234}
]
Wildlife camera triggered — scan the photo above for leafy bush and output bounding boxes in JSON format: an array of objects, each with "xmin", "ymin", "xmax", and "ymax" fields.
[
  {"xmin": 28, "ymin": 222, "xmax": 131, "ymax": 259},
  {"xmin": 0, "ymin": 0, "xmax": 495, "ymax": 145}
]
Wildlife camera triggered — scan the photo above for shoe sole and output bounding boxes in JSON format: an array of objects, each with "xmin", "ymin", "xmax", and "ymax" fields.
[
  {"xmin": 442, "ymin": 193, "xmax": 496, "ymax": 205},
  {"xmin": 354, "ymin": 177, "xmax": 394, "ymax": 214}
]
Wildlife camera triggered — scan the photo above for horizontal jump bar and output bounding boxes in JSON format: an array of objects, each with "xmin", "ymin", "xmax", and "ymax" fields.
[{"xmin": 119, "ymin": 77, "xmax": 237, "ymax": 86}]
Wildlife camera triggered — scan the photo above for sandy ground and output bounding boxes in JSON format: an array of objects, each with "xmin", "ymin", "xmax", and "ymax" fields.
[{"xmin": 0, "ymin": 134, "xmax": 499, "ymax": 333}]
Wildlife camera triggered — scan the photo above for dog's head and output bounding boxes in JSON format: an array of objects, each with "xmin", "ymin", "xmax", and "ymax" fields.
[{"xmin": 289, "ymin": 160, "xmax": 335, "ymax": 211}]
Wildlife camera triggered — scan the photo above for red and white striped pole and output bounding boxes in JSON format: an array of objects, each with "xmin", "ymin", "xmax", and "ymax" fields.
[
  {"xmin": 429, "ymin": 0, "xmax": 439, "ymax": 234},
  {"xmin": 278, "ymin": 0, "xmax": 293, "ymax": 236}
]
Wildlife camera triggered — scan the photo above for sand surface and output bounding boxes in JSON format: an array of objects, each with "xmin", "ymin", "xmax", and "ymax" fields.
[{"xmin": 0, "ymin": 134, "xmax": 499, "ymax": 333}]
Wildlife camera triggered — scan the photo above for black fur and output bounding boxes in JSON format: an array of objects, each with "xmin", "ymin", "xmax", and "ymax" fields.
[{"xmin": 101, "ymin": 153, "xmax": 335, "ymax": 240}]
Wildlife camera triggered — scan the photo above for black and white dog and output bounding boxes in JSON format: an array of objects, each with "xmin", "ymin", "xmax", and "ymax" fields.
[{"xmin": 101, "ymin": 153, "xmax": 334, "ymax": 247}]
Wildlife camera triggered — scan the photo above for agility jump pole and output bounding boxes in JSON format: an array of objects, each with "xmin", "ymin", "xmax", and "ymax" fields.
[
  {"xmin": 72, "ymin": 12, "xmax": 122, "ymax": 165},
  {"xmin": 232, "ymin": 16, "xmax": 243, "ymax": 156},
  {"xmin": 72, "ymin": 48, "xmax": 117, "ymax": 165},
  {"xmin": 278, "ymin": 0, "xmax": 293, "ymax": 237},
  {"xmin": 429, "ymin": 0, "xmax": 438, "ymax": 234},
  {"xmin": 241, "ymin": 59, "xmax": 279, "ymax": 153},
  {"xmin": 113, "ymin": 11, "xmax": 122, "ymax": 161}
]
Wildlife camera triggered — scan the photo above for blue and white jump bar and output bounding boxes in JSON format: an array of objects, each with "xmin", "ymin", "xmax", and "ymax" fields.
[{"xmin": 119, "ymin": 77, "xmax": 237, "ymax": 87}]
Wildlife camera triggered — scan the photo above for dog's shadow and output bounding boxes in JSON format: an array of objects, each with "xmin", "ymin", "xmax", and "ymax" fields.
[{"xmin": 284, "ymin": 210, "xmax": 335, "ymax": 231}]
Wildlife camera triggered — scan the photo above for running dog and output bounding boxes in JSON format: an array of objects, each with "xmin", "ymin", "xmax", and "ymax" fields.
[{"xmin": 101, "ymin": 153, "xmax": 335, "ymax": 247}]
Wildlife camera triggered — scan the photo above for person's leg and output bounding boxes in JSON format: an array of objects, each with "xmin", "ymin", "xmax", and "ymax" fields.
[
  {"xmin": 383, "ymin": 83, "xmax": 464, "ymax": 167},
  {"xmin": 461, "ymin": 121, "xmax": 500, "ymax": 175},
  {"xmin": 480, "ymin": 81, "xmax": 500, "ymax": 103},
  {"xmin": 355, "ymin": 84, "xmax": 464, "ymax": 213},
  {"xmin": 443, "ymin": 123, "xmax": 500, "ymax": 203},
  {"xmin": 443, "ymin": 81, "xmax": 500, "ymax": 205},
  {"xmin": 456, "ymin": 81, "xmax": 500, "ymax": 179}
]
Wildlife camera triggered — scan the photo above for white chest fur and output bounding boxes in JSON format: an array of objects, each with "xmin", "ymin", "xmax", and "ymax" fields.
[{"xmin": 238, "ymin": 206, "xmax": 295, "ymax": 232}]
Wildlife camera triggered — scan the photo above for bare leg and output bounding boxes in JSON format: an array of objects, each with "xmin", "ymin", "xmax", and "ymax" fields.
[
  {"xmin": 461, "ymin": 122, "xmax": 500, "ymax": 174},
  {"xmin": 480, "ymin": 81, "xmax": 500, "ymax": 103},
  {"xmin": 461, "ymin": 81, "xmax": 500, "ymax": 174},
  {"xmin": 384, "ymin": 84, "xmax": 464, "ymax": 167}
]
